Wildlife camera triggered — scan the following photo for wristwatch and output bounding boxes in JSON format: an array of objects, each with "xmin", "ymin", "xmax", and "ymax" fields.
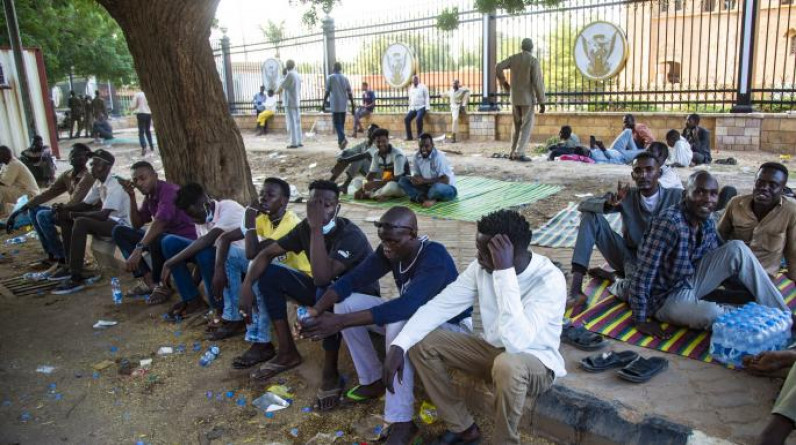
[{"xmin": 135, "ymin": 242, "xmax": 147, "ymax": 251}]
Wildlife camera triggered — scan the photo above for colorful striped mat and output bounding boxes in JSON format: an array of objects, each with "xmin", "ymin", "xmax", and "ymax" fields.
[
  {"xmin": 568, "ymin": 275, "xmax": 796, "ymax": 364},
  {"xmin": 340, "ymin": 176, "xmax": 562, "ymax": 222},
  {"xmin": 531, "ymin": 202, "xmax": 623, "ymax": 248}
]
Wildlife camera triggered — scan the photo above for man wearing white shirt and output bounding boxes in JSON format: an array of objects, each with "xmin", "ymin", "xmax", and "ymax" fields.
[
  {"xmin": 404, "ymin": 75, "xmax": 430, "ymax": 141},
  {"xmin": 665, "ymin": 129, "xmax": 693, "ymax": 168},
  {"xmin": 276, "ymin": 60, "xmax": 303, "ymax": 148},
  {"xmin": 129, "ymin": 90, "xmax": 153, "ymax": 157},
  {"xmin": 648, "ymin": 142, "xmax": 684, "ymax": 190},
  {"xmin": 256, "ymin": 90, "xmax": 279, "ymax": 136},
  {"xmin": 383, "ymin": 210, "xmax": 566, "ymax": 445}
]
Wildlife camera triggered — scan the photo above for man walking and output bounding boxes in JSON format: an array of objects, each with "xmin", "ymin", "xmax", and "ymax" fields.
[
  {"xmin": 404, "ymin": 75, "xmax": 429, "ymax": 141},
  {"xmin": 496, "ymin": 38, "xmax": 545, "ymax": 162},
  {"xmin": 323, "ymin": 62, "xmax": 355, "ymax": 149},
  {"xmin": 277, "ymin": 60, "xmax": 303, "ymax": 148}
]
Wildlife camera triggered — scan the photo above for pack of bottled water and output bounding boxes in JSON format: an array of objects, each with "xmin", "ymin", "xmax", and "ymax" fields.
[{"xmin": 710, "ymin": 302, "xmax": 793, "ymax": 367}]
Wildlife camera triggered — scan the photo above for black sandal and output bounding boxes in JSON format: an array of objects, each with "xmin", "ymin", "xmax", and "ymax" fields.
[
  {"xmin": 617, "ymin": 357, "xmax": 668, "ymax": 383},
  {"xmin": 580, "ymin": 350, "xmax": 639, "ymax": 373},
  {"xmin": 206, "ymin": 320, "xmax": 245, "ymax": 341},
  {"xmin": 232, "ymin": 345, "xmax": 276, "ymax": 369},
  {"xmin": 561, "ymin": 325, "xmax": 607, "ymax": 351}
]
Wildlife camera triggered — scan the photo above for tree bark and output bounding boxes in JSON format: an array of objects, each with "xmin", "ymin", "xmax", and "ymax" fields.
[{"xmin": 97, "ymin": 0, "xmax": 256, "ymax": 203}]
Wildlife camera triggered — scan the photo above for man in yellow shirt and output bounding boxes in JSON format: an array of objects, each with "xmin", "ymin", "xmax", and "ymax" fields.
[
  {"xmin": 0, "ymin": 145, "xmax": 40, "ymax": 215},
  {"xmin": 212, "ymin": 178, "xmax": 310, "ymax": 367}
]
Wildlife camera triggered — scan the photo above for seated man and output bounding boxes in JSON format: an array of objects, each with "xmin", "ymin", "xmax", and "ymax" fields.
[
  {"xmin": 160, "ymin": 183, "xmax": 244, "ymax": 320},
  {"xmin": 630, "ymin": 171, "xmax": 789, "ymax": 337},
  {"xmin": 6, "ymin": 143, "xmax": 94, "ymax": 272},
  {"xmin": 647, "ymin": 142, "xmax": 683, "ymax": 190},
  {"xmin": 51, "ymin": 149, "xmax": 131, "ymax": 293},
  {"xmin": 238, "ymin": 180, "xmax": 378, "ymax": 409},
  {"xmin": 353, "ymin": 128, "xmax": 408, "ymax": 202},
  {"xmin": 718, "ymin": 163, "xmax": 796, "ymax": 282},
  {"xmin": 683, "ymin": 113, "xmax": 711, "ymax": 165},
  {"xmin": 255, "ymin": 89, "xmax": 278, "ymax": 136},
  {"xmin": 299, "ymin": 206, "xmax": 470, "ymax": 444},
  {"xmin": 112, "ymin": 161, "xmax": 196, "ymax": 304},
  {"xmin": 569, "ymin": 152, "xmax": 682, "ymax": 307},
  {"xmin": 547, "ymin": 125, "xmax": 582, "ymax": 160},
  {"xmin": 384, "ymin": 210, "xmax": 566, "ymax": 445},
  {"xmin": 20, "ymin": 135, "xmax": 56, "ymax": 186},
  {"xmin": 665, "ymin": 129, "xmax": 692, "ymax": 167},
  {"xmin": 0, "ymin": 145, "xmax": 40, "ymax": 215},
  {"xmin": 217, "ymin": 177, "xmax": 309, "ymax": 363},
  {"xmin": 591, "ymin": 114, "xmax": 652, "ymax": 164},
  {"xmin": 352, "ymin": 81, "xmax": 376, "ymax": 138},
  {"xmin": 398, "ymin": 133, "xmax": 457, "ymax": 207},
  {"xmin": 92, "ymin": 113, "xmax": 114, "ymax": 142},
  {"xmin": 448, "ymin": 79, "xmax": 470, "ymax": 143},
  {"xmin": 329, "ymin": 124, "xmax": 379, "ymax": 194},
  {"xmin": 744, "ymin": 350, "xmax": 796, "ymax": 445}
]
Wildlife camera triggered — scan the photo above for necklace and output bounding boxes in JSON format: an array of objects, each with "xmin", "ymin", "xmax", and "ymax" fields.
[{"xmin": 399, "ymin": 236, "xmax": 427, "ymax": 274}]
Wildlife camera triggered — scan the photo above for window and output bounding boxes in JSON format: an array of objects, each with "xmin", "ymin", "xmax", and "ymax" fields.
[
  {"xmin": 791, "ymin": 35, "xmax": 796, "ymax": 55},
  {"xmin": 675, "ymin": 0, "xmax": 684, "ymax": 10},
  {"xmin": 660, "ymin": 0, "xmax": 670, "ymax": 12},
  {"xmin": 723, "ymin": 0, "xmax": 737, "ymax": 9},
  {"xmin": 702, "ymin": 0, "xmax": 716, "ymax": 11},
  {"xmin": 662, "ymin": 61, "xmax": 682, "ymax": 83}
]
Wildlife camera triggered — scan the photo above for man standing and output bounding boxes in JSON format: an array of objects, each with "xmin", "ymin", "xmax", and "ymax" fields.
[
  {"xmin": 0, "ymin": 145, "xmax": 40, "ymax": 215},
  {"xmin": 67, "ymin": 91, "xmax": 84, "ymax": 139},
  {"xmin": 448, "ymin": 79, "xmax": 470, "ymax": 143},
  {"xmin": 496, "ymin": 38, "xmax": 545, "ymax": 163},
  {"xmin": 404, "ymin": 75, "xmax": 429, "ymax": 141},
  {"xmin": 683, "ymin": 113, "xmax": 711, "ymax": 165},
  {"xmin": 352, "ymin": 82, "xmax": 376, "ymax": 138},
  {"xmin": 83, "ymin": 96, "xmax": 94, "ymax": 138},
  {"xmin": 323, "ymin": 62, "xmax": 356, "ymax": 150},
  {"xmin": 398, "ymin": 133, "xmax": 457, "ymax": 207},
  {"xmin": 383, "ymin": 210, "xmax": 566, "ymax": 445},
  {"xmin": 277, "ymin": 59, "xmax": 303, "ymax": 148},
  {"xmin": 253, "ymin": 85, "xmax": 267, "ymax": 116},
  {"xmin": 353, "ymin": 128, "xmax": 408, "ymax": 202},
  {"xmin": 129, "ymin": 90, "xmax": 154, "ymax": 157},
  {"xmin": 91, "ymin": 90, "xmax": 107, "ymax": 120}
]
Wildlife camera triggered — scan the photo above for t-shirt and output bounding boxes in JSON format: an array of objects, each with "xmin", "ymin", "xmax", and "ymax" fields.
[
  {"xmin": 369, "ymin": 146, "xmax": 408, "ymax": 180},
  {"xmin": 83, "ymin": 175, "xmax": 131, "ymax": 226},
  {"xmin": 131, "ymin": 91, "xmax": 151, "ymax": 114},
  {"xmin": 0, "ymin": 158, "xmax": 39, "ymax": 199},
  {"xmin": 195, "ymin": 200, "xmax": 244, "ymax": 246},
  {"xmin": 361, "ymin": 90, "xmax": 376, "ymax": 110},
  {"xmin": 326, "ymin": 73, "xmax": 352, "ymax": 113},
  {"xmin": 139, "ymin": 180, "xmax": 197, "ymax": 240},
  {"xmin": 659, "ymin": 166, "xmax": 684, "ymax": 190},
  {"xmin": 277, "ymin": 217, "xmax": 379, "ymax": 295},
  {"xmin": 640, "ymin": 189, "xmax": 661, "ymax": 212},
  {"xmin": 412, "ymin": 148, "xmax": 456, "ymax": 187},
  {"xmin": 254, "ymin": 210, "xmax": 311, "ymax": 276}
]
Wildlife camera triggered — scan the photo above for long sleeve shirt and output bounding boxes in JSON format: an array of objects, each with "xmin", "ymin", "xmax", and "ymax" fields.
[
  {"xmin": 668, "ymin": 137, "xmax": 693, "ymax": 167},
  {"xmin": 495, "ymin": 51, "xmax": 546, "ymax": 106},
  {"xmin": 27, "ymin": 168, "xmax": 94, "ymax": 208},
  {"xmin": 0, "ymin": 158, "xmax": 39, "ymax": 199},
  {"xmin": 278, "ymin": 70, "xmax": 302, "ymax": 109},
  {"xmin": 392, "ymin": 254, "xmax": 567, "ymax": 379},
  {"xmin": 629, "ymin": 203, "xmax": 719, "ymax": 323},
  {"xmin": 683, "ymin": 126, "xmax": 711, "ymax": 163},
  {"xmin": 408, "ymin": 84, "xmax": 430, "ymax": 111}
]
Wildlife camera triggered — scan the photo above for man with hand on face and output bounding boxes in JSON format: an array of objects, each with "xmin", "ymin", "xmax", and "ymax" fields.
[
  {"xmin": 398, "ymin": 133, "xmax": 457, "ymax": 208},
  {"xmin": 213, "ymin": 178, "xmax": 309, "ymax": 365},
  {"xmin": 568, "ymin": 152, "xmax": 682, "ymax": 309},
  {"xmin": 630, "ymin": 171, "xmax": 789, "ymax": 339},
  {"xmin": 383, "ymin": 210, "xmax": 566, "ymax": 445},
  {"xmin": 159, "ymin": 183, "xmax": 245, "ymax": 322},
  {"xmin": 298, "ymin": 206, "xmax": 470, "ymax": 445},
  {"xmin": 354, "ymin": 128, "xmax": 408, "ymax": 202},
  {"xmin": 238, "ymin": 180, "xmax": 377, "ymax": 410},
  {"xmin": 111, "ymin": 161, "xmax": 196, "ymax": 305}
]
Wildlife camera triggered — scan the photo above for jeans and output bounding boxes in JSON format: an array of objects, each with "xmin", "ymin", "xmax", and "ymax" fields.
[
  {"xmin": 160, "ymin": 234, "xmax": 221, "ymax": 312},
  {"xmin": 398, "ymin": 177, "xmax": 458, "ymax": 202},
  {"xmin": 608, "ymin": 129, "xmax": 646, "ymax": 163},
  {"xmin": 61, "ymin": 217, "xmax": 118, "ymax": 278},
  {"xmin": 29, "ymin": 206, "xmax": 65, "ymax": 260},
  {"xmin": 136, "ymin": 113, "xmax": 153, "ymax": 149},
  {"xmin": 225, "ymin": 246, "xmax": 262, "ymax": 331},
  {"xmin": 332, "ymin": 112, "xmax": 346, "ymax": 145},
  {"xmin": 112, "ymin": 225, "xmax": 166, "ymax": 282},
  {"xmin": 404, "ymin": 108, "xmax": 426, "ymax": 139},
  {"xmin": 353, "ymin": 106, "xmax": 372, "ymax": 132}
]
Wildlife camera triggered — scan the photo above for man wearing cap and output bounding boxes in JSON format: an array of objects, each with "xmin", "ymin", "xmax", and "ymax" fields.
[
  {"xmin": 51, "ymin": 149, "xmax": 132, "ymax": 294},
  {"xmin": 496, "ymin": 38, "xmax": 546, "ymax": 163}
]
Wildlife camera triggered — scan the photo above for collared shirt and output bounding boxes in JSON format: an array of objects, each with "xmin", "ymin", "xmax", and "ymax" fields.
[
  {"xmin": 0, "ymin": 158, "xmax": 39, "ymax": 199},
  {"xmin": 408, "ymin": 84, "xmax": 430, "ymax": 111},
  {"xmin": 361, "ymin": 90, "xmax": 376, "ymax": 110},
  {"xmin": 253, "ymin": 92, "xmax": 267, "ymax": 112},
  {"xmin": 392, "ymin": 253, "xmax": 567, "ymax": 379},
  {"xmin": 630, "ymin": 203, "xmax": 719, "ymax": 323},
  {"xmin": 251, "ymin": 210, "xmax": 312, "ymax": 276},
  {"xmin": 632, "ymin": 123, "xmax": 655, "ymax": 148},
  {"xmin": 668, "ymin": 136, "xmax": 693, "ymax": 167},
  {"xmin": 495, "ymin": 51, "xmax": 546, "ymax": 106},
  {"xmin": 326, "ymin": 73, "xmax": 352, "ymax": 113},
  {"xmin": 278, "ymin": 69, "xmax": 302, "ymax": 108},
  {"xmin": 138, "ymin": 180, "xmax": 196, "ymax": 239},
  {"xmin": 369, "ymin": 146, "xmax": 408, "ymax": 179},
  {"xmin": 412, "ymin": 148, "xmax": 456, "ymax": 187},
  {"xmin": 83, "ymin": 175, "xmax": 131, "ymax": 226},
  {"xmin": 718, "ymin": 195, "xmax": 796, "ymax": 280},
  {"xmin": 449, "ymin": 87, "xmax": 471, "ymax": 107},
  {"xmin": 27, "ymin": 168, "xmax": 94, "ymax": 208}
]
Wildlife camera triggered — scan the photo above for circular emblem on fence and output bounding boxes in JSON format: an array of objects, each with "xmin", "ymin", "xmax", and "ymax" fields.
[
  {"xmin": 261, "ymin": 58, "xmax": 284, "ymax": 92},
  {"xmin": 382, "ymin": 43, "xmax": 417, "ymax": 89},
  {"xmin": 574, "ymin": 21, "xmax": 629, "ymax": 81}
]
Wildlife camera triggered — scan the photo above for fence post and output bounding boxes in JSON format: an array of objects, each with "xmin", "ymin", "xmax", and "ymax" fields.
[
  {"xmin": 478, "ymin": 12, "xmax": 499, "ymax": 111},
  {"xmin": 220, "ymin": 31, "xmax": 237, "ymax": 114},
  {"xmin": 322, "ymin": 15, "xmax": 336, "ymax": 107},
  {"xmin": 731, "ymin": 0, "xmax": 759, "ymax": 113}
]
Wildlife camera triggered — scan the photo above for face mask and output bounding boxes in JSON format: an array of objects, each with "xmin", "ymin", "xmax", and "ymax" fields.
[
  {"xmin": 204, "ymin": 200, "xmax": 214, "ymax": 224},
  {"xmin": 321, "ymin": 204, "xmax": 341, "ymax": 235}
]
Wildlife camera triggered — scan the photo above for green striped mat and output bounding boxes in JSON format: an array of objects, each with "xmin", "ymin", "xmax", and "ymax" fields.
[{"xmin": 340, "ymin": 176, "xmax": 562, "ymax": 222}]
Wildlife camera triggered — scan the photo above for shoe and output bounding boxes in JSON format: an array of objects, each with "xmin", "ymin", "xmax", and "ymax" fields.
[
  {"xmin": 339, "ymin": 139, "xmax": 348, "ymax": 150},
  {"xmin": 432, "ymin": 423, "xmax": 482, "ymax": 445},
  {"xmin": 286, "ymin": 145, "xmax": 298, "ymax": 149},
  {"xmin": 205, "ymin": 320, "xmax": 246, "ymax": 340},
  {"xmin": 297, "ymin": 144, "xmax": 304, "ymax": 147},
  {"xmin": 384, "ymin": 421, "xmax": 419, "ymax": 445},
  {"xmin": 47, "ymin": 265, "xmax": 71, "ymax": 281},
  {"xmin": 52, "ymin": 278, "xmax": 86, "ymax": 295}
]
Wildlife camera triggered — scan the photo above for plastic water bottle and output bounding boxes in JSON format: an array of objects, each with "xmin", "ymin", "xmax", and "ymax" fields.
[
  {"xmin": 297, "ymin": 306, "xmax": 310, "ymax": 322},
  {"xmin": 709, "ymin": 318, "xmax": 726, "ymax": 363},
  {"xmin": 111, "ymin": 277, "xmax": 123, "ymax": 305},
  {"xmin": 199, "ymin": 345, "xmax": 220, "ymax": 367},
  {"xmin": 4, "ymin": 235, "xmax": 26, "ymax": 245}
]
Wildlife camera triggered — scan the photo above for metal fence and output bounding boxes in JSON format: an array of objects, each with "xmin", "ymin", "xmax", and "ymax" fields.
[{"xmin": 214, "ymin": 0, "xmax": 796, "ymax": 114}]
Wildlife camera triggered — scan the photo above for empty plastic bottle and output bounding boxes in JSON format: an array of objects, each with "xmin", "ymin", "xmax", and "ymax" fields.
[
  {"xmin": 297, "ymin": 306, "xmax": 310, "ymax": 322},
  {"xmin": 4, "ymin": 236, "xmax": 26, "ymax": 245},
  {"xmin": 111, "ymin": 277, "xmax": 123, "ymax": 305},
  {"xmin": 199, "ymin": 345, "xmax": 220, "ymax": 367}
]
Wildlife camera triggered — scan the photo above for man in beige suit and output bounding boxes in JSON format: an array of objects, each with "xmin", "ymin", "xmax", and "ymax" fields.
[{"xmin": 496, "ymin": 38, "xmax": 546, "ymax": 162}]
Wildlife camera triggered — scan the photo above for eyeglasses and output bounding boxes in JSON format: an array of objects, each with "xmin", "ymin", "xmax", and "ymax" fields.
[{"xmin": 373, "ymin": 221, "xmax": 414, "ymax": 231}]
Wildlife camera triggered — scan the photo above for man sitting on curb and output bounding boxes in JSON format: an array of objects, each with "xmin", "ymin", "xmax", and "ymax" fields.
[
  {"xmin": 0, "ymin": 145, "xmax": 39, "ymax": 216},
  {"xmin": 647, "ymin": 142, "xmax": 684, "ymax": 190},
  {"xmin": 568, "ymin": 152, "xmax": 682, "ymax": 308},
  {"xmin": 744, "ymin": 350, "xmax": 796, "ymax": 445},
  {"xmin": 298, "ymin": 206, "xmax": 470, "ymax": 444},
  {"xmin": 329, "ymin": 124, "xmax": 380, "ymax": 194},
  {"xmin": 160, "ymin": 183, "xmax": 244, "ymax": 321},
  {"xmin": 353, "ymin": 128, "xmax": 408, "ymax": 202},
  {"xmin": 665, "ymin": 129, "xmax": 693, "ymax": 168},
  {"xmin": 383, "ymin": 209, "xmax": 566, "ymax": 445},
  {"xmin": 398, "ymin": 133, "xmax": 457, "ymax": 208},
  {"xmin": 683, "ymin": 113, "xmax": 711, "ymax": 165},
  {"xmin": 629, "ymin": 171, "xmax": 790, "ymax": 338},
  {"xmin": 112, "ymin": 161, "xmax": 196, "ymax": 305}
]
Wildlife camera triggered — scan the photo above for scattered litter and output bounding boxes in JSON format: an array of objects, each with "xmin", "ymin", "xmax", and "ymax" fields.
[
  {"xmin": 225, "ymin": 391, "xmax": 235, "ymax": 399},
  {"xmin": 5, "ymin": 235, "xmax": 27, "ymax": 245},
  {"xmin": 419, "ymin": 400, "xmax": 438, "ymax": 424},
  {"xmin": 176, "ymin": 344, "xmax": 186, "ymax": 354},
  {"xmin": 140, "ymin": 358, "xmax": 153, "ymax": 369},
  {"xmin": 305, "ymin": 432, "xmax": 338, "ymax": 445},
  {"xmin": 335, "ymin": 430, "xmax": 344, "ymax": 437},
  {"xmin": 236, "ymin": 397, "xmax": 246, "ymax": 407},
  {"xmin": 19, "ymin": 411, "xmax": 31, "ymax": 422},
  {"xmin": 574, "ymin": 193, "xmax": 594, "ymax": 198},
  {"xmin": 109, "ymin": 346, "xmax": 119, "ymax": 353},
  {"xmin": 252, "ymin": 392, "xmax": 291, "ymax": 413},
  {"xmin": 92, "ymin": 372, "xmax": 100, "ymax": 379},
  {"xmin": 157, "ymin": 346, "xmax": 174, "ymax": 356},
  {"xmin": 117, "ymin": 358, "xmax": 134, "ymax": 375},
  {"xmin": 781, "ymin": 154, "xmax": 792, "ymax": 161},
  {"xmin": 93, "ymin": 360, "xmax": 115, "ymax": 371},
  {"xmin": 290, "ymin": 427, "xmax": 299, "ymax": 437},
  {"xmin": 308, "ymin": 162, "xmax": 317, "ymax": 169},
  {"xmin": 2, "ymin": 399, "xmax": 11, "ymax": 407},
  {"xmin": 174, "ymin": 330, "xmax": 181, "ymax": 337},
  {"xmin": 93, "ymin": 320, "xmax": 118, "ymax": 329},
  {"xmin": 265, "ymin": 412, "xmax": 275, "ymax": 419},
  {"xmin": 35, "ymin": 365, "xmax": 55, "ymax": 374},
  {"xmin": 352, "ymin": 414, "xmax": 385, "ymax": 441},
  {"xmin": 301, "ymin": 406, "xmax": 312, "ymax": 413},
  {"xmin": 266, "ymin": 384, "xmax": 294, "ymax": 400},
  {"xmin": 206, "ymin": 391, "xmax": 213, "ymax": 399},
  {"xmin": 192, "ymin": 341, "xmax": 201, "ymax": 352}
]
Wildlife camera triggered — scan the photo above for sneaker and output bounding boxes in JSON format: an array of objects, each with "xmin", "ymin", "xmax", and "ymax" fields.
[
  {"xmin": 51, "ymin": 279, "xmax": 86, "ymax": 295},
  {"xmin": 47, "ymin": 265, "xmax": 71, "ymax": 281}
]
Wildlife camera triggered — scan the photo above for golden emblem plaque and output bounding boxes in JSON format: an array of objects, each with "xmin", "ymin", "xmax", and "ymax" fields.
[
  {"xmin": 574, "ymin": 21, "xmax": 629, "ymax": 81},
  {"xmin": 382, "ymin": 43, "xmax": 418, "ymax": 89}
]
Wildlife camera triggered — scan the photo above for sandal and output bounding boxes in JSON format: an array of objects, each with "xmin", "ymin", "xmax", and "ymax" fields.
[
  {"xmin": 146, "ymin": 285, "xmax": 172, "ymax": 305},
  {"xmin": 205, "ymin": 320, "xmax": 245, "ymax": 341},
  {"xmin": 561, "ymin": 325, "xmax": 607, "ymax": 351},
  {"xmin": 250, "ymin": 358, "xmax": 302, "ymax": 383},
  {"xmin": 126, "ymin": 281, "xmax": 153, "ymax": 298},
  {"xmin": 514, "ymin": 155, "xmax": 532, "ymax": 162},
  {"xmin": 580, "ymin": 350, "xmax": 639, "ymax": 373},
  {"xmin": 232, "ymin": 345, "xmax": 276, "ymax": 370},
  {"xmin": 344, "ymin": 384, "xmax": 384, "ymax": 402},
  {"xmin": 315, "ymin": 377, "xmax": 345, "ymax": 411},
  {"xmin": 617, "ymin": 356, "xmax": 668, "ymax": 383}
]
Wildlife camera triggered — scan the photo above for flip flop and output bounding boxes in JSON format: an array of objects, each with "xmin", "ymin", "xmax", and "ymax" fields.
[
  {"xmin": 250, "ymin": 359, "xmax": 302, "ymax": 383},
  {"xmin": 580, "ymin": 350, "xmax": 639, "ymax": 373},
  {"xmin": 232, "ymin": 347, "xmax": 276, "ymax": 370},
  {"xmin": 617, "ymin": 357, "xmax": 668, "ymax": 383},
  {"xmin": 561, "ymin": 325, "xmax": 607, "ymax": 351},
  {"xmin": 344, "ymin": 384, "xmax": 383, "ymax": 402},
  {"xmin": 315, "ymin": 377, "xmax": 345, "ymax": 411}
]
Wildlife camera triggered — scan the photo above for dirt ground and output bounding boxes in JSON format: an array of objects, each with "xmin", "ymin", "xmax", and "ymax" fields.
[{"xmin": 0, "ymin": 127, "xmax": 787, "ymax": 445}]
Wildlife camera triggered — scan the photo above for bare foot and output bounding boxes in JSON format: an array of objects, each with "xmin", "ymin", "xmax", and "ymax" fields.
[
  {"xmin": 588, "ymin": 267, "xmax": 617, "ymax": 284},
  {"xmin": 421, "ymin": 199, "xmax": 437, "ymax": 208}
]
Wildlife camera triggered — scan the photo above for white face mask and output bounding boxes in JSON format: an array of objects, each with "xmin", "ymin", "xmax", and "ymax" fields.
[{"xmin": 321, "ymin": 204, "xmax": 341, "ymax": 235}]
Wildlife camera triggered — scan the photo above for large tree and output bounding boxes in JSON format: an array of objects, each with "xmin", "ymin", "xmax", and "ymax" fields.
[{"xmin": 96, "ymin": 0, "xmax": 256, "ymax": 202}]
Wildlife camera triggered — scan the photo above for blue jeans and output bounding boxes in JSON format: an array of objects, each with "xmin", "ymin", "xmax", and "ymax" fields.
[
  {"xmin": 332, "ymin": 112, "xmax": 346, "ymax": 144},
  {"xmin": 111, "ymin": 225, "xmax": 167, "ymax": 282},
  {"xmin": 398, "ymin": 177, "xmax": 458, "ymax": 202},
  {"xmin": 160, "ymin": 234, "xmax": 221, "ymax": 312},
  {"xmin": 404, "ymin": 108, "xmax": 426, "ymax": 139},
  {"xmin": 609, "ymin": 129, "xmax": 646, "ymax": 163},
  {"xmin": 30, "ymin": 206, "xmax": 65, "ymax": 260},
  {"xmin": 225, "ymin": 246, "xmax": 263, "ymax": 333},
  {"xmin": 589, "ymin": 148, "xmax": 626, "ymax": 165}
]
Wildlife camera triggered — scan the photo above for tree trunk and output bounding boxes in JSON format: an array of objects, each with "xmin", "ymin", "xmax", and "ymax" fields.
[{"xmin": 97, "ymin": 0, "xmax": 256, "ymax": 203}]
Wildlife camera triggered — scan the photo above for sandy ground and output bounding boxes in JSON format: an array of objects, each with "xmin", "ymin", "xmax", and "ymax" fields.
[{"xmin": 0, "ymin": 126, "xmax": 787, "ymax": 445}]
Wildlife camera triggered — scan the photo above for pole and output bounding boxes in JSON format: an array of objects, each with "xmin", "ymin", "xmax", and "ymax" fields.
[
  {"xmin": 478, "ymin": 12, "xmax": 499, "ymax": 111},
  {"xmin": 3, "ymin": 0, "xmax": 37, "ymax": 139},
  {"xmin": 322, "ymin": 16, "xmax": 336, "ymax": 109},
  {"xmin": 731, "ymin": 0, "xmax": 759, "ymax": 113},
  {"xmin": 220, "ymin": 31, "xmax": 236, "ymax": 114}
]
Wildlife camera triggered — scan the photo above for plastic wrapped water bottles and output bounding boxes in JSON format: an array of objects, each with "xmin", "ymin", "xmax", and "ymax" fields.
[
  {"xmin": 199, "ymin": 345, "xmax": 220, "ymax": 367},
  {"xmin": 111, "ymin": 277, "xmax": 123, "ymax": 305},
  {"xmin": 710, "ymin": 303, "xmax": 793, "ymax": 367}
]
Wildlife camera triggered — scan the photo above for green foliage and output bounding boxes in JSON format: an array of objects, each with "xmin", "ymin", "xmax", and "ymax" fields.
[
  {"xmin": 260, "ymin": 20, "xmax": 286, "ymax": 57},
  {"xmin": 475, "ymin": 0, "xmax": 563, "ymax": 14},
  {"xmin": 0, "ymin": 0, "xmax": 135, "ymax": 85},
  {"xmin": 437, "ymin": 7, "xmax": 460, "ymax": 31},
  {"xmin": 292, "ymin": 0, "xmax": 340, "ymax": 28},
  {"xmin": 350, "ymin": 33, "xmax": 454, "ymax": 73}
]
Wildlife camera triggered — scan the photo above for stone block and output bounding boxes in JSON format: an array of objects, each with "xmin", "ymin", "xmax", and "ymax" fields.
[
  {"xmin": 744, "ymin": 127, "xmax": 759, "ymax": 137},
  {"xmin": 727, "ymin": 127, "xmax": 745, "ymax": 136},
  {"xmin": 716, "ymin": 126, "xmax": 727, "ymax": 136},
  {"xmin": 780, "ymin": 119, "xmax": 796, "ymax": 132}
]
